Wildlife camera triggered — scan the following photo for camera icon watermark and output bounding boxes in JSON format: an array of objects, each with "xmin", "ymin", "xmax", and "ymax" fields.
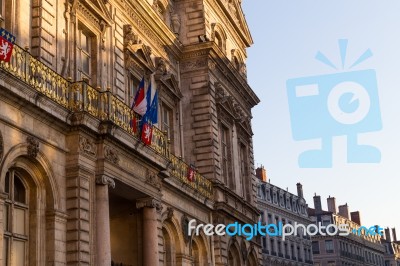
[{"xmin": 287, "ymin": 40, "xmax": 382, "ymax": 168}]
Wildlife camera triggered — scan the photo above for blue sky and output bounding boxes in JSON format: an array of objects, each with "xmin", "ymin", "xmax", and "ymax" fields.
[{"xmin": 243, "ymin": 1, "xmax": 400, "ymax": 232}]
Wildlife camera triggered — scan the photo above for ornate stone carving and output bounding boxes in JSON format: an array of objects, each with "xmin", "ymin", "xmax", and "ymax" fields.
[
  {"xmin": 136, "ymin": 197, "xmax": 162, "ymax": 211},
  {"xmin": 123, "ymin": 24, "xmax": 141, "ymax": 47},
  {"xmin": 166, "ymin": 207, "xmax": 174, "ymax": 220},
  {"xmin": 171, "ymin": 13, "xmax": 181, "ymax": 35},
  {"xmin": 79, "ymin": 136, "xmax": 97, "ymax": 157},
  {"xmin": 119, "ymin": 0, "xmax": 168, "ymax": 57},
  {"xmin": 155, "ymin": 57, "xmax": 168, "ymax": 75},
  {"xmin": 146, "ymin": 170, "xmax": 162, "ymax": 190},
  {"xmin": 95, "ymin": 175, "xmax": 115, "ymax": 188},
  {"xmin": 215, "ymin": 82, "xmax": 228, "ymax": 103},
  {"xmin": 181, "ymin": 59, "xmax": 208, "ymax": 71},
  {"xmin": 104, "ymin": 145, "xmax": 119, "ymax": 165},
  {"xmin": 27, "ymin": 136, "xmax": 39, "ymax": 158},
  {"xmin": 0, "ymin": 131, "xmax": 3, "ymax": 163}
]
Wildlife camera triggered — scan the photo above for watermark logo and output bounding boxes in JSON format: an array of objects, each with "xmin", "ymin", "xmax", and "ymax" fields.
[
  {"xmin": 286, "ymin": 39, "xmax": 382, "ymax": 168},
  {"xmin": 188, "ymin": 219, "xmax": 383, "ymax": 241}
]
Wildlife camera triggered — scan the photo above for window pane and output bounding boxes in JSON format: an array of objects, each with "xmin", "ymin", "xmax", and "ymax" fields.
[
  {"xmin": 82, "ymin": 53, "xmax": 90, "ymax": 74},
  {"xmin": 11, "ymin": 240, "xmax": 25, "ymax": 266},
  {"xmin": 13, "ymin": 176, "xmax": 25, "ymax": 204},
  {"xmin": 13, "ymin": 208, "xmax": 26, "ymax": 235},
  {"xmin": 81, "ymin": 32, "xmax": 89, "ymax": 52},
  {"xmin": 5, "ymin": 172, "xmax": 9, "ymax": 194},
  {"xmin": 3, "ymin": 204, "xmax": 9, "ymax": 232},
  {"xmin": 3, "ymin": 237, "xmax": 8, "ymax": 266}
]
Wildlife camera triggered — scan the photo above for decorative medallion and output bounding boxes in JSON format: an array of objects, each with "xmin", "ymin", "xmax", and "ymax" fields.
[
  {"xmin": 79, "ymin": 136, "xmax": 97, "ymax": 157},
  {"xmin": 104, "ymin": 145, "xmax": 119, "ymax": 165}
]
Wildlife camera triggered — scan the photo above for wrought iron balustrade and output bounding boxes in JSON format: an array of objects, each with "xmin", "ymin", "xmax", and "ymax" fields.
[{"xmin": 0, "ymin": 44, "xmax": 213, "ymax": 199}]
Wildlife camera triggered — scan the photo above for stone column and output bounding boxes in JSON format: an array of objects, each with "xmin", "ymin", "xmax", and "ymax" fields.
[
  {"xmin": 136, "ymin": 198, "xmax": 162, "ymax": 266},
  {"xmin": 95, "ymin": 175, "xmax": 115, "ymax": 266}
]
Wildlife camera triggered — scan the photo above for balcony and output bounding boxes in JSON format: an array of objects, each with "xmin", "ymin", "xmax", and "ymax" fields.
[{"xmin": 0, "ymin": 45, "xmax": 213, "ymax": 199}]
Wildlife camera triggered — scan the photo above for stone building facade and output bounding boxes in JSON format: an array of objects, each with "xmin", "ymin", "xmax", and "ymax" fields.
[
  {"xmin": 309, "ymin": 195, "xmax": 385, "ymax": 266},
  {"xmin": 382, "ymin": 228, "xmax": 400, "ymax": 266},
  {"xmin": 256, "ymin": 168, "xmax": 313, "ymax": 266},
  {"xmin": 0, "ymin": 0, "xmax": 261, "ymax": 265}
]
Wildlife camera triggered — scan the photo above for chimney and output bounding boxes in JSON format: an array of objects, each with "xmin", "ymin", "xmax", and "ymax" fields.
[
  {"xmin": 385, "ymin": 228, "xmax": 392, "ymax": 242},
  {"xmin": 256, "ymin": 166, "xmax": 267, "ymax": 182},
  {"xmin": 296, "ymin": 183, "xmax": 303, "ymax": 198},
  {"xmin": 350, "ymin": 211, "xmax": 361, "ymax": 226},
  {"xmin": 338, "ymin": 204, "xmax": 350, "ymax": 219},
  {"xmin": 327, "ymin": 196, "xmax": 337, "ymax": 214},
  {"xmin": 313, "ymin": 194, "xmax": 322, "ymax": 214},
  {"xmin": 392, "ymin": 228, "xmax": 397, "ymax": 242}
]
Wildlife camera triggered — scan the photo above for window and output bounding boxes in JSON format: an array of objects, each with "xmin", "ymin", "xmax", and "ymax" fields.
[
  {"xmin": 325, "ymin": 240, "xmax": 334, "ymax": 253},
  {"xmin": 77, "ymin": 28, "xmax": 96, "ymax": 84},
  {"xmin": 161, "ymin": 104, "xmax": 173, "ymax": 141},
  {"xmin": 327, "ymin": 261, "xmax": 335, "ymax": 266},
  {"xmin": 312, "ymin": 241, "xmax": 320, "ymax": 254},
  {"xmin": 220, "ymin": 124, "xmax": 232, "ymax": 188},
  {"xmin": 127, "ymin": 73, "xmax": 140, "ymax": 107},
  {"xmin": 3, "ymin": 170, "xmax": 28, "ymax": 266}
]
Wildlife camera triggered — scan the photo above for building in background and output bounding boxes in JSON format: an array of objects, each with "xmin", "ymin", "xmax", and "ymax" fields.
[
  {"xmin": 256, "ymin": 167, "xmax": 313, "ymax": 266},
  {"xmin": 382, "ymin": 228, "xmax": 400, "ymax": 266},
  {"xmin": 0, "ymin": 0, "xmax": 261, "ymax": 265},
  {"xmin": 309, "ymin": 195, "xmax": 385, "ymax": 266}
]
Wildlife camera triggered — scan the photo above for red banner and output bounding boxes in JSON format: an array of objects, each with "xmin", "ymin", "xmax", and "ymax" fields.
[{"xmin": 0, "ymin": 28, "xmax": 15, "ymax": 63}]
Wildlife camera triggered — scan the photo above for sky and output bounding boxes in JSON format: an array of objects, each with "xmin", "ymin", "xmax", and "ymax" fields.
[{"xmin": 242, "ymin": 1, "xmax": 400, "ymax": 233}]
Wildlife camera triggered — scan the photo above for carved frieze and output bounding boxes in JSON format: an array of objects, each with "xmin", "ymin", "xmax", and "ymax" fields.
[
  {"xmin": 181, "ymin": 59, "xmax": 208, "ymax": 71},
  {"xmin": 104, "ymin": 145, "xmax": 119, "ymax": 165},
  {"xmin": 79, "ymin": 136, "xmax": 97, "ymax": 157},
  {"xmin": 27, "ymin": 136, "xmax": 39, "ymax": 158}
]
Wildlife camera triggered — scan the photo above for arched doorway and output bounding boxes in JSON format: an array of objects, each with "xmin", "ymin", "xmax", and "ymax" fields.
[{"xmin": 227, "ymin": 240, "xmax": 242, "ymax": 266}]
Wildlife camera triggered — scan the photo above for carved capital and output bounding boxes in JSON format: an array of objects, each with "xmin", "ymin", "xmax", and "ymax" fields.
[
  {"xmin": 95, "ymin": 175, "xmax": 115, "ymax": 188},
  {"xmin": 27, "ymin": 136, "xmax": 39, "ymax": 158},
  {"xmin": 136, "ymin": 197, "xmax": 162, "ymax": 211}
]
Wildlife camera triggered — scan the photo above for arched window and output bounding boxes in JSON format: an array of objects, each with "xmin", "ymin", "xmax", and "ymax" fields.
[
  {"xmin": 3, "ymin": 170, "xmax": 28, "ymax": 266},
  {"xmin": 211, "ymin": 23, "xmax": 227, "ymax": 54}
]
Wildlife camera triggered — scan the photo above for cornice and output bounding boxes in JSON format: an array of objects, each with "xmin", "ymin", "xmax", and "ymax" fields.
[{"xmin": 205, "ymin": 0, "xmax": 252, "ymax": 48}]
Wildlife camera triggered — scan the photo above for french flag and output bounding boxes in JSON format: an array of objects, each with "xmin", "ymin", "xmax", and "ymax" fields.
[{"xmin": 132, "ymin": 78, "xmax": 147, "ymax": 116}]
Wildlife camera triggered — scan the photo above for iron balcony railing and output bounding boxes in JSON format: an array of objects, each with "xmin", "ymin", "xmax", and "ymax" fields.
[{"xmin": 0, "ymin": 45, "xmax": 213, "ymax": 199}]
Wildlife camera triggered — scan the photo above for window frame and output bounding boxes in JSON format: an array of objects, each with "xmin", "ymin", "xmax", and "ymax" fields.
[
  {"xmin": 3, "ymin": 170, "xmax": 29, "ymax": 266},
  {"xmin": 76, "ymin": 24, "xmax": 97, "ymax": 85},
  {"xmin": 325, "ymin": 239, "xmax": 334, "ymax": 253},
  {"xmin": 220, "ymin": 123, "xmax": 232, "ymax": 188}
]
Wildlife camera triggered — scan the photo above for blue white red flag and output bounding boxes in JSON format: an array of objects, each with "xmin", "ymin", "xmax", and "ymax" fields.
[{"xmin": 132, "ymin": 78, "xmax": 147, "ymax": 116}]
